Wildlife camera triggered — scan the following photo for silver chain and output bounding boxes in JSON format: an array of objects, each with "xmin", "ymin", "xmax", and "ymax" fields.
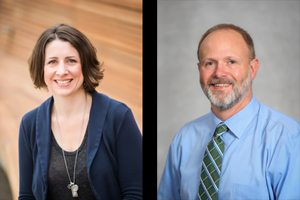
[{"xmin": 54, "ymin": 92, "xmax": 87, "ymax": 186}]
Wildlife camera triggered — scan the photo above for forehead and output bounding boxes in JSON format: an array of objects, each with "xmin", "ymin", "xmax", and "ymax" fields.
[
  {"xmin": 45, "ymin": 39, "xmax": 79, "ymax": 56},
  {"xmin": 199, "ymin": 29, "xmax": 249, "ymax": 60}
]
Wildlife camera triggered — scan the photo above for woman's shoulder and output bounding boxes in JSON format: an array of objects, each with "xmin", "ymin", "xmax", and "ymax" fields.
[
  {"xmin": 91, "ymin": 91, "xmax": 135, "ymax": 131},
  {"xmin": 21, "ymin": 96, "xmax": 52, "ymax": 127},
  {"xmin": 92, "ymin": 90, "xmax": 131, "ymax": 114},
  {"xmin": 21, "ymin": 107, "xmax": 38, "ymax": 124}
]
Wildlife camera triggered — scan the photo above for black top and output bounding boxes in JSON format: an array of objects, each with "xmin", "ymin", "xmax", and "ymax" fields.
[{"xmin": 47, "ymin": 128, "xmax": 97, "ymax": 200}]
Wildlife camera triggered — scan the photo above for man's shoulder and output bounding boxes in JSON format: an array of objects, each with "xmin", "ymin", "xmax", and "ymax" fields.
[
  {"xmin": 258, "ymin": 102, "xmax": 300, "ymax": 134},
  {"xmin": 180, "ymin": 112, "xmax": 211, "ymax": 131},
  {"xmin": 172, "ymin": 112, "xmax": 212, "ymax": 141}
]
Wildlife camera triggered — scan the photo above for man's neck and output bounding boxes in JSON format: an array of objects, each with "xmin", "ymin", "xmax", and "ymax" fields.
[{"xmin": 211, "ymin": 90, "xmax": 253, "ymax": 121}]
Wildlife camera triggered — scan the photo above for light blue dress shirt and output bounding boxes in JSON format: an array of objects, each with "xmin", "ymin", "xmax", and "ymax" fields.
[{"xmin": 158, "ymin": 94, "xmax": 300, "ymax": 200}]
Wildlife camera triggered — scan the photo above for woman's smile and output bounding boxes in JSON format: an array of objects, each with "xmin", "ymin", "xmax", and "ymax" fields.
[{"xmin": 54, "ymin": 79, "xmax": 73, "ymax": 86}]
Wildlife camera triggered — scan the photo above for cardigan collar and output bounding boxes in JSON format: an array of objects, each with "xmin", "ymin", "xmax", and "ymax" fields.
[{"xmin": 35, "ymin": 90, "xmax": 111, "ymax": 188}]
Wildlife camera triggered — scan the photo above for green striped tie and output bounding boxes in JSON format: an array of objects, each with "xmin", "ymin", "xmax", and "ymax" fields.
[{"xmin": 198, "ymin": 122, "xmax": 228, "ymax": 200}]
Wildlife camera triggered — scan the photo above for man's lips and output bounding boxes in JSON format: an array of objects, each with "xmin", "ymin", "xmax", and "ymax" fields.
[
  {"xmin": 211, "ymin": 83, "xmax": 232, "ymax": 87},
  {"xmin": 210, "ymin": 83, "xmax": 232, "ymax": 89}
]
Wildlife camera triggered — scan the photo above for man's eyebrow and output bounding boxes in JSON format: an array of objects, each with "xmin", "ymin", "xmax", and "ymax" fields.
[
  {"xmin": 224, "ymin": 56, "xmax": 237, "ymax": 59},
  {"xmin": 224, "ymin": 56, "xmax": 242, "ymax": 61},
  {"xmin": 203, "ymin": 56, "xmax": 240, "ymax": 60},
  {"xmin": 201, "ymin": 58, "xmax": 217, "ymax": 63}
]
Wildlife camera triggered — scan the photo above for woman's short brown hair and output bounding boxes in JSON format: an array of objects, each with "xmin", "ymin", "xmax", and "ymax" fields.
[
  {"xmin": 29, "ymin": 24, "xmax": 104, "ymax": 92},
  {"xmin": 197, "ymin": 23, "xmax": 255, "ymax": 63}
]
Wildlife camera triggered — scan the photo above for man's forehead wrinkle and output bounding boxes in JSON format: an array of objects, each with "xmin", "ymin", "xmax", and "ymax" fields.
[{"xmin": 199, "ymin": 29, "xmax": 249, "ymax": 62}]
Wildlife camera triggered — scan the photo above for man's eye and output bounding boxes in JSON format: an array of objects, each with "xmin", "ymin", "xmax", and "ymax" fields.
[
  {"xmin": 206, "ymin": 62, "xmax": 214, "ymax": 66},
  {"xmin": 229, "ymin": 60, "xmax": 236, "ymax": 64}
]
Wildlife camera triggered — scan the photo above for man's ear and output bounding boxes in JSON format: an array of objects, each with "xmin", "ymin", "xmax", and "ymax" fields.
[{"xmin": 250, "ymin": 58, "xmax": 259, "ymax": 81}]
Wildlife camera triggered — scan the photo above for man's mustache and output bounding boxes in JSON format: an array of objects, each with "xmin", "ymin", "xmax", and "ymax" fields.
[{"xmin": 208, "ymin": 78, "xmax": 234, "ymax": 85}]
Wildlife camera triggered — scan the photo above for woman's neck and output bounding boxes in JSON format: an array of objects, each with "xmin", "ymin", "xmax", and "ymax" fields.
[{"xmin": 52, "ymin": 89, "xmax": 91, "ymax": 118}]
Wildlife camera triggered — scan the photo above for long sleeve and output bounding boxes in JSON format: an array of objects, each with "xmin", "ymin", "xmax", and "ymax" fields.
[
  {"xmin": 116, "ymin": 109, "xmax": 143, "ymax": 199},
  {"xmin": 266, "ymin": 129, "xmax": 300, "ymax": 199},
  {"xmin": 18, "ymin": 117, "xmax": 35, "ymax": 200},
  {"xmin": 158, "ymin": 143, "xmax": 181, "ymax": 200}
]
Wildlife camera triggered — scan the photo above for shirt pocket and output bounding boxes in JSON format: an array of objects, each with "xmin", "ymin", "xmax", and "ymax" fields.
[{"xmin": 233, "ymin": 184, "xmax": 270, "ymax": 200}]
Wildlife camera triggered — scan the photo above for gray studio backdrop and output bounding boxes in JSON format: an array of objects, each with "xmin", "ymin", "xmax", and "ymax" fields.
[{"xmin": 157, "ymin": 1, "xmax": 300, "ymax": 189}]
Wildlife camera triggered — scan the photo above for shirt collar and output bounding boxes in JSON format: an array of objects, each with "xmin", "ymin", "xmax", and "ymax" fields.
[{"xmin": 210, "ymin": 93, "xmax": 260, "ymax": 139}]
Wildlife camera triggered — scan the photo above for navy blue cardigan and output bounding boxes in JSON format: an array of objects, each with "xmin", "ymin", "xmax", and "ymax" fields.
[{"xmin": 18, "ymin": 90, "xmax": 142, "ymax": 199}]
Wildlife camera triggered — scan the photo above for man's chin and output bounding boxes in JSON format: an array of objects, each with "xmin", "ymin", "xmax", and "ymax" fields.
[
  {"xmin": 209, "ymin": 90, "xmax": 231, "ymax": 100},
  {"xmin": 211, "ymin": 102, "xmax": 234, "ymax": 111},
  {"xmin": 208, "ymin": 92, "xmax": 237, "ymax": 111}
]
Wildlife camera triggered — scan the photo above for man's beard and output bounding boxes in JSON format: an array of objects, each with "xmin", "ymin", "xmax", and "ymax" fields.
[{"xmin": 200, "ymin": 68, "xmax": 252, "ymax": 111}]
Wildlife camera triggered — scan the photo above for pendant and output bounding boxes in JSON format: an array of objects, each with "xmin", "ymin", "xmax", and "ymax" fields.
[
  {"xmin": 71, "ymin": 184, "xmax": 79, "ymax": 197},
  {"xmin": 67, "ymin": 182, "xmax": 74, "ymax": 189}
]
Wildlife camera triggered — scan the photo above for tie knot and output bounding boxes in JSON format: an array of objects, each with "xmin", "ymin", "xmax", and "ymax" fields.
[{"xmin": 214, "ymin": 122, "xmax": 228, "ymax": 138}]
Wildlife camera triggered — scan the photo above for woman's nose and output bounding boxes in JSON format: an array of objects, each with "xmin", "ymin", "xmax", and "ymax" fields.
[{"xmin": 56, "ymin": 62, "xmax": 68, "ymax": 76}]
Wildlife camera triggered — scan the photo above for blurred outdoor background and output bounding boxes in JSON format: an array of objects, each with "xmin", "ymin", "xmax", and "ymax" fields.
[{"xmin": 0, "ymin": 0, "xmax": 142, "ymax": 199}]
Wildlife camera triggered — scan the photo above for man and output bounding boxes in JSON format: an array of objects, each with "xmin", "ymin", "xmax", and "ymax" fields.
[{"xmin": 158, "ymin": 24, "xmax": 300, "ymax": 200}]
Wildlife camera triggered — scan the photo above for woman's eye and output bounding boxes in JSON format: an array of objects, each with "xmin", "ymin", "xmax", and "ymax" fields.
[
  {"xmin": 48, "ymin": 60, "xmax": 56, "ymax": 64},
  {"xmin": 68, "ymin": 59, "xmax": 77, "ymax": 63}
]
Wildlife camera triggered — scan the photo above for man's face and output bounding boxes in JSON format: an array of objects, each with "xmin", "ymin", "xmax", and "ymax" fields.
[{"xmin": 198, "ymin": 29, "xmax": 253, "ymax": 111}]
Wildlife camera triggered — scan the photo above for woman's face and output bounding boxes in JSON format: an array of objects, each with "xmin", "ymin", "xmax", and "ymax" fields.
[{"xmin": 44, "ymin": 39, "xmax": 84, "ymax": 97}]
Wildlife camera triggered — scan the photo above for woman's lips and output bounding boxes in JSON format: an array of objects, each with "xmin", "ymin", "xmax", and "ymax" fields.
[{"xmin": 55, "ymin": 79, "xmax": 73, "ymax": 86}]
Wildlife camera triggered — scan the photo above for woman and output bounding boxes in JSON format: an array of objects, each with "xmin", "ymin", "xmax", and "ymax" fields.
[{"xmin": 18, "ymin": 24, "xmax": 142, "ymax": 199}]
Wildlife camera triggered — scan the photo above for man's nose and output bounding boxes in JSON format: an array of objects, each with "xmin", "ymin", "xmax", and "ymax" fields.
[{"xmin": 214, "ymin": 63, "xmax": 228, "ymax": 78}]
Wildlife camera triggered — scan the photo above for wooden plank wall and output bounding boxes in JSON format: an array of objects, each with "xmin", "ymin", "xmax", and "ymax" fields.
[{"xmin": 0, "ymin": 0, "xmax": 142, "ymax": 199}]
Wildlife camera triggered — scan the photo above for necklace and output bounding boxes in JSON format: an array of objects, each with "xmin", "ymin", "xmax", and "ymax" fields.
[{"xmin": 54, "ymin": 92, "xmax": 87, "ymax": 198}]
